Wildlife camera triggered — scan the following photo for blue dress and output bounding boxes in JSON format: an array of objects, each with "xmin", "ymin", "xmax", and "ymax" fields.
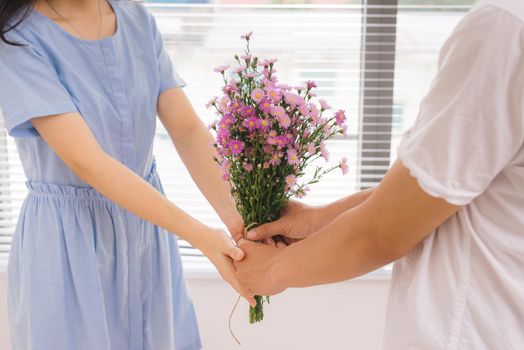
[{"xmin": 0, "ymin": 1, "xmax": 201, "ymax": 349}]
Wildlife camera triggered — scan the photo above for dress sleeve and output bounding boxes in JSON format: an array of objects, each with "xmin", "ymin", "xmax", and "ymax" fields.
[
  {"xmin": 149, "ymin": 14, "xmax": 186, "ymax": 95},
  {"xmin": 397, "ymin": 5, "xmax": 524, "ymax": 206},
  {"xmin": 0, "ymin": 34, "xmax": 78, "ymax": 138}
]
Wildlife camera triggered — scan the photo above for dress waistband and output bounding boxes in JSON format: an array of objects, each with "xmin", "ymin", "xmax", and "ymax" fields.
[{"xmin": 26, "ymin": 161, "xmax": 158, "ymax": 199}]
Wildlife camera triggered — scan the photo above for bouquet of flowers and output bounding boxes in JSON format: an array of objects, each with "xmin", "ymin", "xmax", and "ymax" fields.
[{"xmin": 208, "ymin": 32, "xmax": 349, "ymax": 324}]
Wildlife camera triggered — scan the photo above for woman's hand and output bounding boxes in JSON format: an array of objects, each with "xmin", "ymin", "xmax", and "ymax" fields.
[
  {"xmin": 200, "ymin": 227, "xmax": 257, "ymax": 307},
  {"xmin": 245, "ymin": 200, "xmax": 332, "ymax": 245}
]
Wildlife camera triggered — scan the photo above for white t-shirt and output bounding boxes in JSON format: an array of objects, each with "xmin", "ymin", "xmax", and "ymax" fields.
[{"xmin": 383, "ymin": 1, "xmax": 524, "ymax": 349}]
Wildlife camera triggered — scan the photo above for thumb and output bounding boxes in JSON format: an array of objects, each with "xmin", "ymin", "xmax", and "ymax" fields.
[
  {"xmin": 246, "ymin": 220, "xmax": 284, "ymax": 241},
  {"xmin": 226, "ymin": 244, "xmax": 245, "ymax": 261}
]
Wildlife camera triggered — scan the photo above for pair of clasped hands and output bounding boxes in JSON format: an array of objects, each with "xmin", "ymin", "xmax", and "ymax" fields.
[{"xmin": 225, "ymin": 200, "xmax": 327, "ymax": 305}]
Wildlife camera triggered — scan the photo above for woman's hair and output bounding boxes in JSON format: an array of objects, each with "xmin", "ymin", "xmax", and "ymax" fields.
[{"xmin": 0, "ymin": 0, "xmax": 35, "ymax": 45}]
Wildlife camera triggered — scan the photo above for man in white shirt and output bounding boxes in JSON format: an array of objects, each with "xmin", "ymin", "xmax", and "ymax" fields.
[{"xmin": 234, "ymin": 0, "xmax": 524, "ymax": 348}]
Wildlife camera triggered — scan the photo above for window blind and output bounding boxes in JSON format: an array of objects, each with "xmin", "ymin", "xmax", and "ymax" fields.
[{"xmin": 0, "ymin": 1, "xmax": 472, "ymax": 271}]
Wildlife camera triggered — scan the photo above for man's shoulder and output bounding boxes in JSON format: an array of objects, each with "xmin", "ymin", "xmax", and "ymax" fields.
[{"xmin": 473, "ymin": 0, "xmax": 524, "ymax": 23}]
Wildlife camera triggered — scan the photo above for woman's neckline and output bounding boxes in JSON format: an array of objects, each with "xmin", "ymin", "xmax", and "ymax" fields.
[{"xmin": 30, "ymin": 0, "xmax": 120, "ymax": 45}]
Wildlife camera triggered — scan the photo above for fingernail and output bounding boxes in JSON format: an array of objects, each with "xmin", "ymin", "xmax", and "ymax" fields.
[{"xmin": 246, "ymin": 230, "xmax": 257, "ymax": 239}]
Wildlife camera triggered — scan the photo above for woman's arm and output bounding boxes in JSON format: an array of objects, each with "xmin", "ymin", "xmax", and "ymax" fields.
[
  {"xmin": 157, "ymin": 88, "xmax": 242, "ymax": 233},
  {"xmin": 234, "ymin": 160, "xmax": 460, "ymax": 295},
  {"xmin": 31, "ymin": 113, "xmax": 255, "ymax": 306}
]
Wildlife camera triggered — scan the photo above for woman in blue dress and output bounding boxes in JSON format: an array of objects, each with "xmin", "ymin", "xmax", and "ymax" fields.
[{"xmin": 0, "ymin": 0, "xmax": 256, "ymax": 349}]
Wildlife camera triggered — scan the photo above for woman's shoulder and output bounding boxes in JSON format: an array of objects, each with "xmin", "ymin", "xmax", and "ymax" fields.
[{"xmin": 112, "ymin": 0, "xmax": 155, "ymax": 25}]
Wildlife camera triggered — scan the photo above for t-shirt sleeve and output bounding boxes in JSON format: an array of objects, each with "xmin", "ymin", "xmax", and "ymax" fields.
[
  {"xmin": 398, "ymin": 5, "xmax": 524, "ymax": 206},
  {"xmin": 0, "ymin": 34, "xmax": 78, "ymax": 138},
  {"xmin": 149, "ymin": 14, "xmax": 186, "ymax": 95}
]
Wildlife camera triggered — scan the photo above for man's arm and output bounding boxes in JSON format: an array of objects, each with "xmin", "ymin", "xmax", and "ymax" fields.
[
  {"xmin": 235, "ymin": 160, "xmax": 459, "ymax": 295},
  {"xmin": 246, "ymin": 188, "xmax": 375, "ymax": 243}
]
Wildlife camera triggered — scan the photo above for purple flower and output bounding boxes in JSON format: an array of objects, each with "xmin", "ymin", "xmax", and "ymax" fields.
[
  {"xmin": 319, "ymin": 99, "xmax": 331, "ymax": 111},
  {"xmin": 258, "ymin": 98, "xmax": 272, "ymax": 114},
  {"xmin": 229, "ymin": 140, "xmax": 245, "ymax": 155},
  {"xmin": 287, "ymin": 148, "xmax": 300, "ymax": 166},
  {"xmin": 340, "ymin": 157, "xmax": 349, "ymax": 175},
  {"xmin": 242, "ymin": 117, "xmax": 258, "ymax": 131},
  {"xmin": 285, "ymin": 132, "xmax": 294, "ymax": 144},
  {"xmin": 335, "ymin": 110, "xmax": 346, "ymax": 127},
  {"xmin": 214, "ymin": 65, "xmax": 229, "ymax": 74},
  {"xmin": 251, "ymin": 88, "xmax": 265, "ymax": 103}
]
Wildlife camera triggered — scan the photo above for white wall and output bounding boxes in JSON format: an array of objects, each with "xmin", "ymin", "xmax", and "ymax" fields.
[{"xmin": 0, "ymin": 273, "xmax": 390, "ymax": 350}]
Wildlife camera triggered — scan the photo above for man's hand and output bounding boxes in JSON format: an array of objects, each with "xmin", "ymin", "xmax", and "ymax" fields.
[
  {"xmin": 245, "ymin": 201, "xmax": 330, "ymax": 244},
  {"xmin": 234, "ymin": 239, "xmax": 288, "ymax": 296}
]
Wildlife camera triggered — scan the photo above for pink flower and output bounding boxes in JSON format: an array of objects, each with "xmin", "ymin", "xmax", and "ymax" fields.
[
  {"xmin": 234, "ymin": 66, "xmax": 244, "ymax": 74},
  {"xmin": 285, "ymin": 133, "xmax": 294, "ymax": 144},
  {"xmin": 223, "ymin": 82, "xmax": 239, "ymax": 94},
  {"xmin": 275, "ymin": 135, "xmax": 288, "ymax": 148},
  {"xmin": 222, "ymin": 172, "xmax": 231, "ymax": 181},
  {"xmin": 214, "ymin": 65, "xmax": 229, "ymax": 74},
  {"xmin": 298, "ymin": 104, "xmax": 310, "ymax": 117},
  {"xmin": 258, "ymin": 98, "xmax": 272, "ymax": 114},
  {"xmin": 242, "ymin": 72, "xmax": 257, "ymax": 79},
  {"xmin": 241, "ymin": 54, "xmax": 252, "ymax": 61},
  {"xmin": 219, "ymin": 113, "xmax": 235, "ymax": 127},
  {"xmin": 229, "ymin": 140, "xmax": 245, "ymax": 155},
  {"xmin": 319, "ymin": 99, "xmax": 331, "ymax": 111},
  {"xmin": 242, "ymin": 117, "xmax": 258, "ymax": 131},
  {"xmin": 241, "ymin": 31, "xmax": 253, "ymax": 40},
  {"xmin": 216, "ymin": 128, "xmax": 230, "ymax": 146},
  {"xmin": 221, "ymin": 159, "xmax": 232, "ymax": 171},
  {"xmin": 335, "ymin": 110, "xmax": 346, "ymax": 127},
  {"xmin": 266, "ymin": 88, "xmax": 282, "ymax": 103},
  {"xmin": 240, "ymin": 105, "xmax": 256, "ymax": 118},
  {"xmin": 269, "ymin": 152, "xmax": 283, "ymax": 166},
  {"xmin": 284, "ymin": 92, "xmax": 301, "ymax": 108},
  {"xmin": 285, "ymin": 175, "xmax": 296, "ymax": 187},
  {"xmin": 278, "ymin": 84, "xmax": 292, "ymax": 91},
  {"xmin": 270, "ymin": 106, "xmax": 291, "ymax": 128},
  {"xmin": 206, "ymin": 97, "xmax": 218, "ymax": 108},
  {"xmin": 243, "ymin": 162, "xmax": 254, "ymax": 172},
  {"xmin": 259, "ymin": 58, "xmax": 277, "ymax": 67},
  {"xmin": 263, "ymin": 162, "xmax": 270, "ymax": 169},
  {"xmin": 219, "ymin": 96, "xmax": 231, "ymax": 112},
  {"xmin": 296, "ymin": 186, "xmax": 310, "ymax": 199},
  {"xmin": 257, "ymin": 118, "xmax": 271, "ymax": 132},
  {"xmin": 287, "ymin": 148, "xmax": 300, "ymax": 166},
  {"xmin": 340, "ymin": 157, "xmax": 349, "ymax": 175},
  {"xmin": 320, "ymin": 142, "xmax": 330, "ymax": 161},
  {"xmin": 307, "ymin": 143, "xmax": 316, "ymax": 155},
  {"xmin": 251, "ymin": 88, "xmax": 265, "ymax": 102},
  {"xmin": 229, "ymin": 100, "xmax": 241, "ymax": 113},
  {"xmin": 306, "ymin": 81, "xmax": 317, "ymax": 90}
]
